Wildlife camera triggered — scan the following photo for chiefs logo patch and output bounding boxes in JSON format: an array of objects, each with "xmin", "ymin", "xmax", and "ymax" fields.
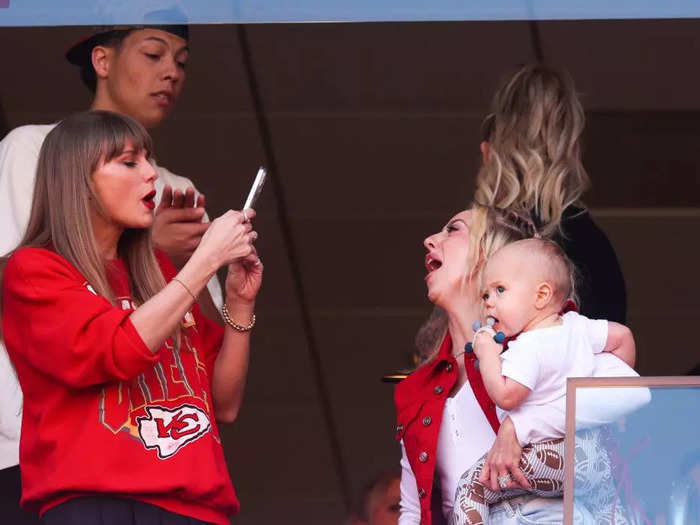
[{"xmin": 137, "ymin": 404, "xmax": 211, "ymax": 459}]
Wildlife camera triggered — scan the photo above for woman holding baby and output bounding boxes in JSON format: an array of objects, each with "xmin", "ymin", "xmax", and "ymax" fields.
[{"xmin": 395, "ymin": 64, "xmax": 641, "ymax": 525}]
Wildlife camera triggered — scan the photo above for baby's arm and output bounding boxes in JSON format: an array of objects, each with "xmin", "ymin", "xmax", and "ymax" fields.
[
  {"xmin": 473, "ymin": 332, "xmax": 530, "ymax": 411},
  {"xmin": 603, "ymin": 322, "xmax": 636, "ymax": 367}
]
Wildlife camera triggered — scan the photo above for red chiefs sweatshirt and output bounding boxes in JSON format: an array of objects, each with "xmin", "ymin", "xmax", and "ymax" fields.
[{"xmin": 2, "ymin": 247, "xmax": 238, "ymax": 524}]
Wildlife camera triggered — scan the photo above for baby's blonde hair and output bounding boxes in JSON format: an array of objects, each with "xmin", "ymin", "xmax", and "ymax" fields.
[{"xmin": 492, "ymin": 238, "xmax": 577, "ymax": 308}]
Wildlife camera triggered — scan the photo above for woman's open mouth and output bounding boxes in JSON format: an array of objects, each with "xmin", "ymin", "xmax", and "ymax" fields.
[
  {"xmin": 142, "ymin": 190, "xmax": 156, "ymax": 210},
  {"xmin": 425, "ymin": 254, "xmax": 442, "ymax": 276}
]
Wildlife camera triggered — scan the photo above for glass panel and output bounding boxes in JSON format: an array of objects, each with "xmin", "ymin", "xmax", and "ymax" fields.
[
  {"xmin": 3, "ymin": 0, "xmax": 700, "ymax": 26},
  {"xmin": 572, "ymin": 382, "xmax": 700, "ymax": 524}
]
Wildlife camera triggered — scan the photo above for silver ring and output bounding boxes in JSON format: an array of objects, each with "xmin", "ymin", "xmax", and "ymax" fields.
[
  {"xmin": 497, "ymin": 473, "xmax": 511, "ymax": 490},
  {"xmin": 242, "ymin": 209, "xmax": 249, "ymax": 222}
]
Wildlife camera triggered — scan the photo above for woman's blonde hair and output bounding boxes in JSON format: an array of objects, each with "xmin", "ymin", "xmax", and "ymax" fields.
[
  {"xmin": 474, "ymin": 64, "xmax": 590, "ymax": 237},
  {"xmin": 4, "ymin": 110, "xmax": 167, "ymax": 313},
  {"xmin": 417, "ymin": 205, "xmax": 535, "ymax": 364}
]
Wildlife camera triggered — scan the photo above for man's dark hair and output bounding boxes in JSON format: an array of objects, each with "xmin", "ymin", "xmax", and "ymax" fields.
[
  {"xmin": 75, "ymin": 30, "xmax": 135, "ymax": 93},
  {"xmin": 66, "ymin": 24, "xmax": 189, "ymax": 93}
]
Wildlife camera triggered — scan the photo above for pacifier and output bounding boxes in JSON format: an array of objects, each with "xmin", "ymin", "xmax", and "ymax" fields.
[{"xmin": 464, "ymin": 316, "xmax": 506, "ymax": 354}]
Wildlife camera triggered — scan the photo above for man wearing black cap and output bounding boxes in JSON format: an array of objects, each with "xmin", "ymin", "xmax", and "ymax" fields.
[{"xmin": 0, "ymin": 25, "xmax": 224, "ymax": 522}]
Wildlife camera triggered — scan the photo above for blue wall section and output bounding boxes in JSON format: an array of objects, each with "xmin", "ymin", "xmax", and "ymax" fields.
[{"xmin": 2, "ymin": 0, "xmax": 700, "ymax": 26}]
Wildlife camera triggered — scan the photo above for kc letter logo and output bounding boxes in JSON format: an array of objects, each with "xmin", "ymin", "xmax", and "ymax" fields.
[{"xmin": 137, "ymin": 404, "xmax": 211, "ymax": 459}]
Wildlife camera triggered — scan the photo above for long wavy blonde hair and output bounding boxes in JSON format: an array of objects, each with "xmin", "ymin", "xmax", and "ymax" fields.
[
  {"xmin": 417, "ymin": 205, "xmax": 536, "ymax": 364},
  {"xmin": 474, "ymin": 64, "xmax": 590, "ymax": 237},
  {"xmin": 3, "ymin": 111, "xmax": 167, "ymax": 312}
]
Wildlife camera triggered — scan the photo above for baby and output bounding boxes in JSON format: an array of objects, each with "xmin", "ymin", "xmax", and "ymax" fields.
[{"xmin": 450, "ymin": 238, "xmax": 635, "ymax": 524}]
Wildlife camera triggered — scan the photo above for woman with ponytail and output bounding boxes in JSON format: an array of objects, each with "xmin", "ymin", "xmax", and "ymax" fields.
[{"xmin": 476, "ymin": 63, "xmax": 626, "ymax": 323}]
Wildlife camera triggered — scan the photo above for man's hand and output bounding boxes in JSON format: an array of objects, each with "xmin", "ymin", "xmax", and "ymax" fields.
[{"xmin": 152, "ymin": 185, "xmax": 210, "ymax": 268}]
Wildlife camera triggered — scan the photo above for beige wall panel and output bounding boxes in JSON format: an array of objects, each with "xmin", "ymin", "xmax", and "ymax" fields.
[
  {"xmin": 265, "ymin": 115, "xmax": 481, "ymax": 218},
  {"xmin": 287, "ymin": 216, "xmax": 434, "ymax": 310},
  {"xmin": 584, "ymin": 112, "xmax": 700, "ymax": 208},
  {"xmin": 221, "ymin": 401, "xmax": 344, "ymax": 524},
  {"xmin": 312, "ymin": 314, "xmax": 429, "ymax": 493},
  {"xmin": 595, "ymin": 213, "xmax": 700, "ymax": 374},
  {"xmin": 245, "ymin": 21, "xmax": 534, "ymax": 112},
  {"xmin": 539, "ymin": 19, "xmax": 700, "ymax": 110}
]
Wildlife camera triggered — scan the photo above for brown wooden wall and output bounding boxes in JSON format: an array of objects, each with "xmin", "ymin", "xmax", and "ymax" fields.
[{"xmin": 1, "ymin": 19, "xmax": 699, "ymax": 523}]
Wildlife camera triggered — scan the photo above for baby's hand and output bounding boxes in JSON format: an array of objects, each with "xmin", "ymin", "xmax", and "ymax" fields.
[{"xmin": 473, "ymin": 327, "xmax": 503, "ymax": 358}]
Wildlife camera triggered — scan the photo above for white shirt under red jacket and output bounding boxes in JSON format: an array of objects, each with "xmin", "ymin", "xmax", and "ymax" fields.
[
  {"xmin": 394, "ymin": 333, "xmax": 499, "ymax": 525},
  {"xmin": 2, "ymin": 248, "xmax": 238, "ymax": 524}
]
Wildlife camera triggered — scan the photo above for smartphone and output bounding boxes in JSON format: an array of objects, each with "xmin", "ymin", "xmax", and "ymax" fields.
[{"xmin": 243, "ymin": 167, "xmax": 267, "ymax": 210}]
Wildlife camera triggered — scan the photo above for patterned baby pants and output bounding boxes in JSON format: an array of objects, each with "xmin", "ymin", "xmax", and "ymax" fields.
[{"xmin": 450, "ymin": 439, "xmax": 565, "ymax": 525}]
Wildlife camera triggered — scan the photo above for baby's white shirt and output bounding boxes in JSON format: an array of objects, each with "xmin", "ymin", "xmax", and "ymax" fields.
[{"xmin": 497, "ymin": 311, "xmax": 608, "ymax": 444}]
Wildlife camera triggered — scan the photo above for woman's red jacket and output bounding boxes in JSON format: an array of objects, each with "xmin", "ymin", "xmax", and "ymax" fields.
[{"xmin": 393, "ymin": 333, "xmax": 500, "ymax": 525}]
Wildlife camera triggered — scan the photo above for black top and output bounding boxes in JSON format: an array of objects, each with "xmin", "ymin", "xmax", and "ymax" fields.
[{"xmin": 552, "ymin": 206, "xmax": 627, "ymax": 324}]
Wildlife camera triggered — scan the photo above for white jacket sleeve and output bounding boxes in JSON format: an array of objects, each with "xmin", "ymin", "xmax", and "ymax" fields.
[
  {"xmin": 399, "ymin": 440, "xmax": 421, "ymax": 525},
  {"xmin": 0, "ymin": 125, "xmax": 48, "ymax": 255},
  {"xmin": 576, "ymin": 352, "xmax": 651, "ymax": 428},
  {"xmin": 0, "ymin": 124, "xmax": 51, "ymax": 470},
  {"xmin": 509, "ymin": 353, "xmax": 652, "ymax": 442}
]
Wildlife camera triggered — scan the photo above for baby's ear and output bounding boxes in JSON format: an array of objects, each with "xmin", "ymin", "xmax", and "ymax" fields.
[{"xmin": 534, "ymin": 282, "xmax": 554, "ymax": 309}]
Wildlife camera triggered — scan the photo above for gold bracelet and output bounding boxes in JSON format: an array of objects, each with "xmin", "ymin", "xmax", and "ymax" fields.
[
  {"xmin": 221, "ymin": 304, "xmax": 256, "ymax": 332},
  {"xmin": 172, "ymin": 277, "xmax": 196, "ymax": 301}
]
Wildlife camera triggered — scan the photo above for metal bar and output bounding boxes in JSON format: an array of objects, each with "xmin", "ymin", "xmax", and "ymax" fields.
[
  {"xmin": 569, "ymin": 376, "xmax": 700, "ymax": 387},
  {"xmin": 528, "ymin": 20, "xmax": 545, "ymax": 62},
  {"xmin": 563, "ymin": 379, "xmax": 576, "ymax": 525},
  {"xmin": 0, "ymin": 95, "xmax": 9, "ymax": 137}
]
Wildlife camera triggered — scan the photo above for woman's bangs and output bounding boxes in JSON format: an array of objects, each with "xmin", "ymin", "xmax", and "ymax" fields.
[{"xmin": 99, "ymin": 115, "xmax": 153, "ymax": 163}]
